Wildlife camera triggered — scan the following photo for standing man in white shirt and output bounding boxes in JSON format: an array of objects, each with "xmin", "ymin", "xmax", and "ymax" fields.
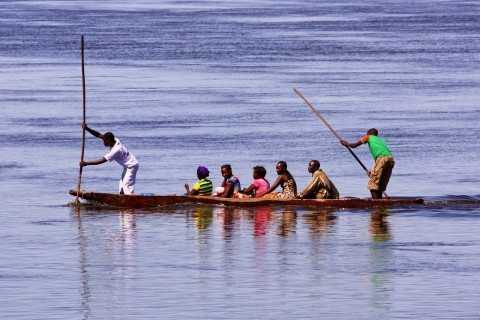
[{"xmin": 80, "ymin": 124, "xmax": 139, "ymax": 195}]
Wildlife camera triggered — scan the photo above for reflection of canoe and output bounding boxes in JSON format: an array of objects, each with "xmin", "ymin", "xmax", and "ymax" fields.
[{"xmin": 69, "ymin": 190, "xmax": 424, "ymax": 209}]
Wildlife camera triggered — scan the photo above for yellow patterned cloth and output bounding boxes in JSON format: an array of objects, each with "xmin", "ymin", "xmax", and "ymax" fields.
[
  {"xmin": 299, "ymin": 169, "xmax": 339, "ymax": 199},
  {"xmin": 262, "ymin": 178, "xmax": 296, "ymax": 200}
]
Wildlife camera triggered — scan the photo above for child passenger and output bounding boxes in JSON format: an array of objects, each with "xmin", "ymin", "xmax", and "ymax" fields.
[
  {"xmin": 237, "ymin": 166, "xmax": 270, "ymax": 198},
  {"xmin": 184, "ymin": 166, "xmax": 213, "ymax": 196}
]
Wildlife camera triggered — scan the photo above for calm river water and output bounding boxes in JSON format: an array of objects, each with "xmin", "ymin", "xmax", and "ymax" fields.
[{"xmin": 1, "ymin": 0, "xmax": 480, "ymax": 319}]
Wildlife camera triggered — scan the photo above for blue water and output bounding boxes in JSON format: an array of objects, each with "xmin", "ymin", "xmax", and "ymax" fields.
[{"xmin": 1, "ymin": 1, "xmax": 480, "ymax": 319}]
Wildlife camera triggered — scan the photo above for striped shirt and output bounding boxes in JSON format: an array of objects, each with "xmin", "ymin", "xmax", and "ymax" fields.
[{"xmin": 192, "ymin": 178, "xmax": 213, "ymax": 196}]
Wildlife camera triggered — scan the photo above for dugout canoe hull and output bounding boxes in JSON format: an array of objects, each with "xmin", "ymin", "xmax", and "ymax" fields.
[{"xmin": 69, "ymin": 190, "xmax": 424, "ymax": 209}]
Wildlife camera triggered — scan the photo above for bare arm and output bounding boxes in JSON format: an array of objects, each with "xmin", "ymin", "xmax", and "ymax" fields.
[
  {"xmin": 341, "ymin": 139, "xmax": 363, "ymax": 149},
  {"xmin": 241, "ymin": 184, "xmax": 256, "ymax": 196},
  {"xmin": 80, "ymin": 157, "xmax": 107, "ymax": 167},
  {"xmin": 83, "ymin": 124, "xmax": 103, "ymax": 139},
  {"xmin": 184, "ymin": 183, "xmax": 199, "ymax": 196},
  {"xmin": 299, "ymin": 176, "xmax": 317, "ymax": 199},
  {"xmin": 265, "ymin": 175, "xmax": 284, "ymax": 194},
  {"xmin": 189, "ymin": 188, "xmax": 200, "ymax": 196},
  {"xmin": 218, "ymin": 183, "xmax": 233, "ymax": 198}
]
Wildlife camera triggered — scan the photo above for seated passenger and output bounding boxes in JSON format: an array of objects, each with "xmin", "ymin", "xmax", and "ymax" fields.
[
  {"xmin": 184, "ymin": 166, "xmax": 213, "ymax": 196},
  {"xmin": 238, "ymin": 166, "xmax": 270, "ymax": 198},
  {"xmin": 298, "ymin": 160, "xmax": 339, "ymax": 199},
  {"xmin": 262, "ymin": 161, "xmax": 297, "ymax": 200},
  {"xmin": 214, "ymin": 164, "xmax": 241, "ymax": 198}
]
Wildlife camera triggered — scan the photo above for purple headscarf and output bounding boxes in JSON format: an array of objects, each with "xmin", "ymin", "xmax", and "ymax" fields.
[{"xmin": 197, "ymin": 166, "xmax": 210, "ymax": 178}]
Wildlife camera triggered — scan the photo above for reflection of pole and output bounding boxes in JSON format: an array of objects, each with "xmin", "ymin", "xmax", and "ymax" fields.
[{"xmin": 72, "ymin": 206, "xmax": 91, "ymax": 320}]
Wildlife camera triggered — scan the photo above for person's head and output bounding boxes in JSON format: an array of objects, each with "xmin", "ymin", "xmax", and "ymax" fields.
[
  {"xmin": 367, "ymin": 128, "xmax": 379, "ymax": 136},
  {"xmin": 308, "ymin": 160, "xmax": 320, "ymax": 173},
  {"xmin": 221, "ymin": 164, "xmax": 232, "ymax": 178},
  {"xmin": 276, "ymin": 161, "xmax": 287, "ymax": 175},
  {"xmin": 102, "ymin": 132, "xmax": 115, "ymax": 147},
  {"xmin": 253, "ymin": 166, "xmax": 267, "ymax": 179},
  {"xmin": 197, "ymin": 166, "xmax": 210, "ymax": 180}
]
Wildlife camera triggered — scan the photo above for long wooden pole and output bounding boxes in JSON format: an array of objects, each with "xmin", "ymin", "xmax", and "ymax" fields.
[
  {"xmin": 75, "ymin": 35, "xmax": 87, "ymax": 203},
  {"xmin": 293, "ymin": 88, "xmax": 389, "ymax": 198}
]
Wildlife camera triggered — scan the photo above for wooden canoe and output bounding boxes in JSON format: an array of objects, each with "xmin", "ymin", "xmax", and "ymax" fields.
[{"xmin": 69, "ymin": 190, "xmax": 424, "ymax": 209}]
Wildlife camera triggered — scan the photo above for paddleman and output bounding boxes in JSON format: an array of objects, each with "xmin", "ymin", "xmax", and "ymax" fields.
[
  {"xmin": 79, "ymin": 124, "xmax": 139, "ymax": 195},
  {"xmin": 298, "ymin": 160, "xmax": 339, "ymax": 200},
  {"xmin": 185, "ymin": 166, "xmax": 213, "ymax": 196},
  {"xmin": 341, "ymin": 128, "xmax": 394, "ymax": 199}
]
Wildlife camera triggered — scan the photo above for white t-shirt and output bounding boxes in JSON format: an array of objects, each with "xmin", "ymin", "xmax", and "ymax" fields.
[{"xmin": 104, "ymin": 138, "xmax": 138, "ymax": 168}]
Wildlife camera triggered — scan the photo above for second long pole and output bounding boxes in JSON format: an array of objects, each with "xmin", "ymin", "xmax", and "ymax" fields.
[{"xmin": 293, "ymin": 88, "xmax": 388, "ymax": 198}]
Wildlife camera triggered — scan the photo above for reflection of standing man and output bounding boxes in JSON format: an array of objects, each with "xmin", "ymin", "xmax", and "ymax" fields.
[
  {"xmin": 80, "ymin": 124, "xmax": 139, "ymax": 194},
  {"xmin": 370, "ymin": 208, "xmax": 391, "ymax": 242},
  {"xmin": 119, "ymin": 209, "xmax": 137, "ymax": 247},
  {"xmin": 368, "ymin": 207, "xmax": 393, "ymax": 310}
]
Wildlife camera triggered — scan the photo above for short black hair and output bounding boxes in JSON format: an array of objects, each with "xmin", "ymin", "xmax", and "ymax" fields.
[
  {"xmin": 103, "ymin": 132, "xmax": 115, "ymax": 142},
  {"xmin": 253, "ymin": 166, "xmax": 267, "ymax": 178},
  {"xmin": 367, "ymin": 128, "xmax": 378, "ymax": 136},
  {"xmin": 309, "ymin": 160, "xmax": 320, "ymax": 169},
  {"xmin": 221, "ymin": 164, "xmax": 232, "ymax": 171},
  {"xmin": 277, "ymin": 160, "xmax": 287, "ymax": 169}
]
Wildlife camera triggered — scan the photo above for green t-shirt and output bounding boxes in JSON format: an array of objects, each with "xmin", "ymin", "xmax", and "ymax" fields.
[
  {"xmin": 363, "ymin": 135, "xmax": 393, "ymax": 159},
  {"xmin": 193, "ymin": 178, "xmax": 213, "ymax": 195}
]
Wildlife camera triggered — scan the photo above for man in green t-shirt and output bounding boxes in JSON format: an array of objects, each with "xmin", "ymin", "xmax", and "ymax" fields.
[{"xmin": 341, "ymin": 128, "xmax": 395, "ymax": 199}]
